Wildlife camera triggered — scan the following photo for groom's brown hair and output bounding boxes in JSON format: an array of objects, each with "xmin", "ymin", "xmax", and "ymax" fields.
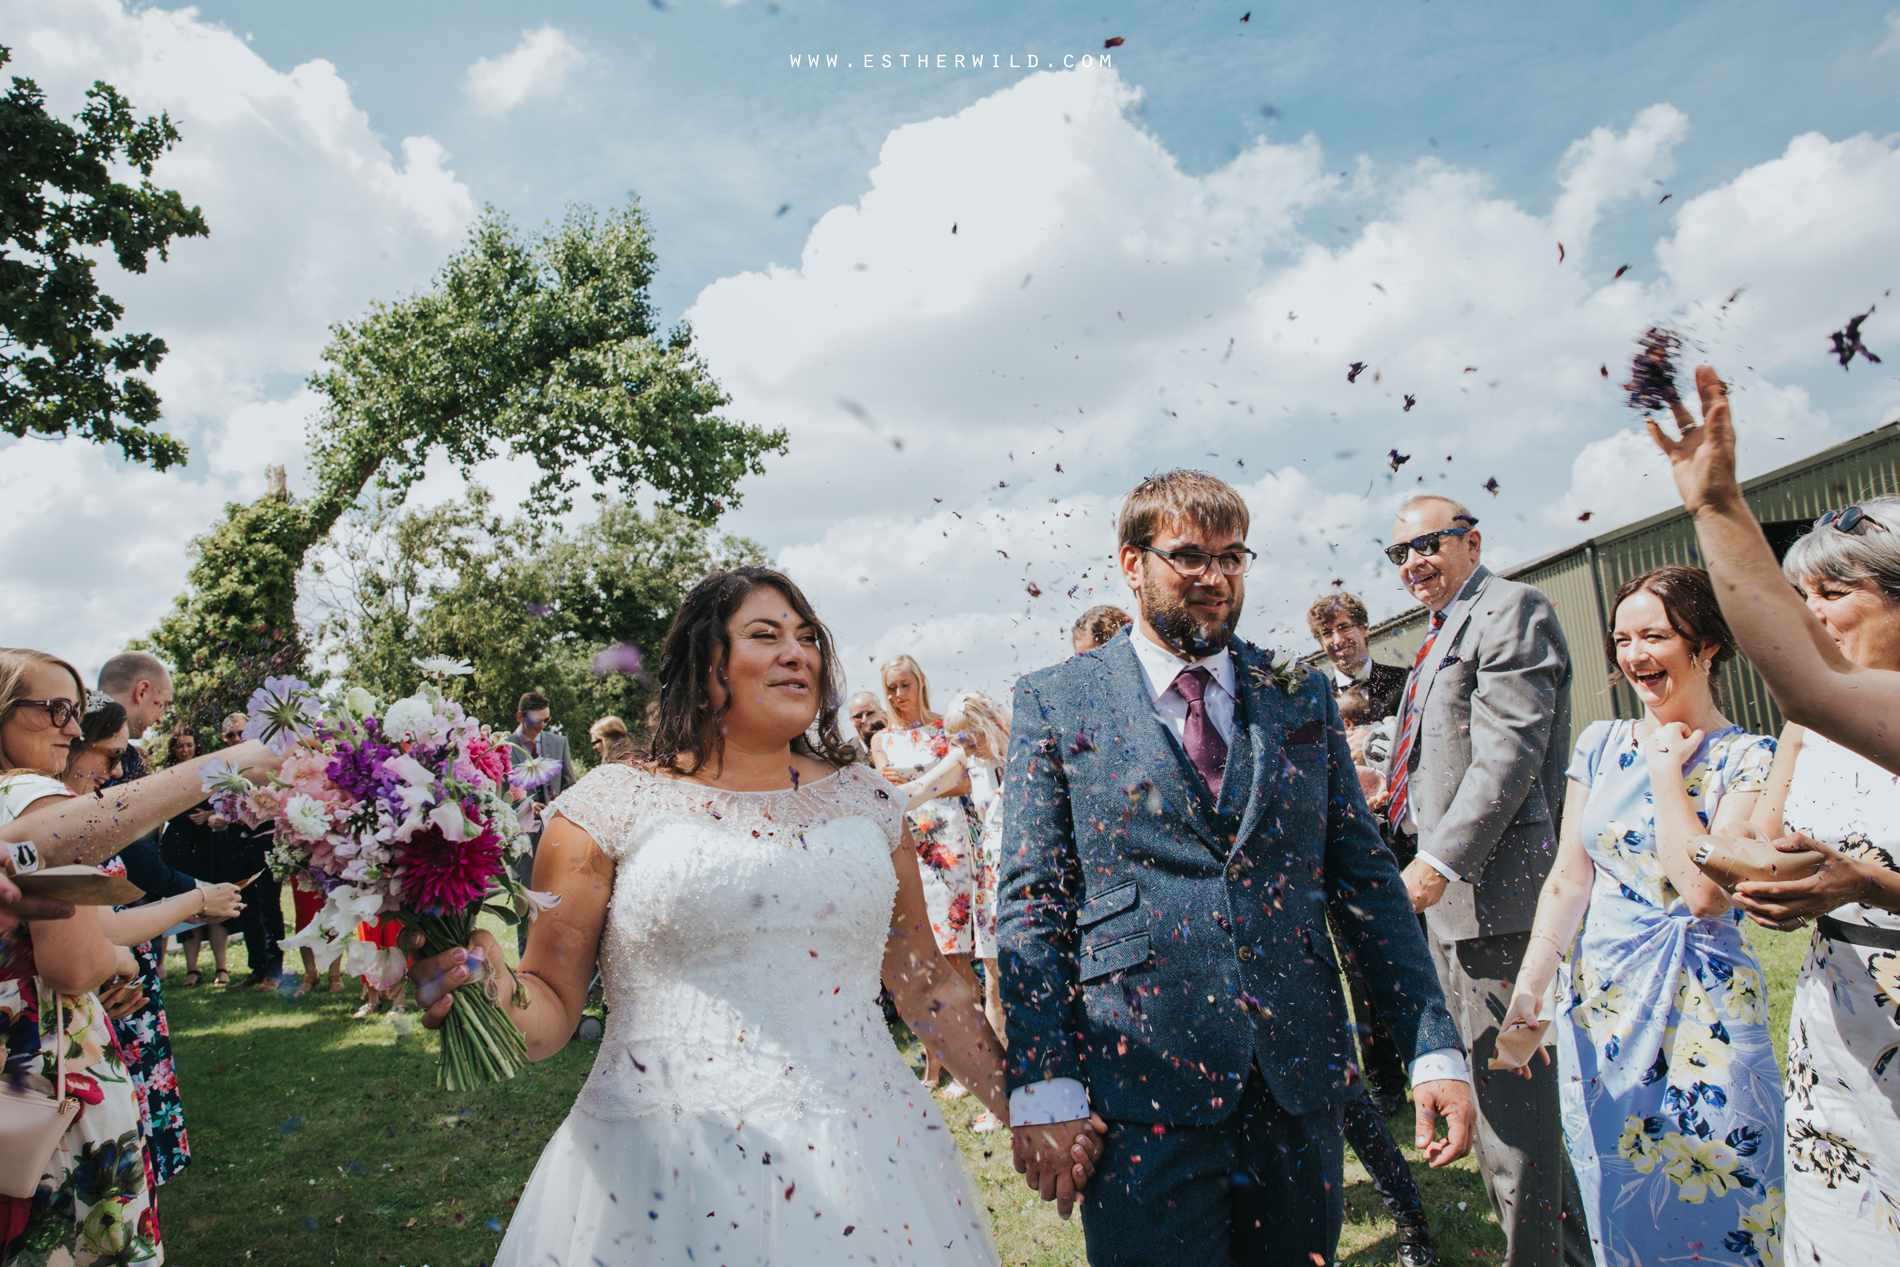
[{"xmin": 1116, "ymin": 469, "xmax": 1250, "ymax": 549}]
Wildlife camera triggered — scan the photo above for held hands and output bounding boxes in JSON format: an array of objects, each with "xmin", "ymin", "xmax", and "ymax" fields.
[
  {"xmin": 1645, "ymin": 365, "xmax": 1743, "ymax": 517},
  {"xmin": 1493, "ymin": 990, "xmax": 1557, "ymax": 1081},
  {"xmin": 1733, "ymin": 832, "xmax": 1879, "ymax": 929},
  {"xmin": 98, "ymin": 976, "xmax": 148, "ymax": 1020},
  {"xmin": 407, "ymin": 928, "xmax": 506, "ymax": 1031},
  {"xmin": 1011, "ymin": 1115, "xmax": 1109, "ymax": 1220},
  {"xmin": 1413, "ymin": 1079, "xmax": 1477, "ymax": 1167}
]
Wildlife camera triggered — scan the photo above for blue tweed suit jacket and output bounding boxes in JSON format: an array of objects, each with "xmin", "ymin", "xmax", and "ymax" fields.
[{"xmin": 997, "ymin": 629, "xmax": 1461, "ymax": 1125}]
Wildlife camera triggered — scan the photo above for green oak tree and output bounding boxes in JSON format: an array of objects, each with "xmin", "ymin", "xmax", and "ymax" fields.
[
  {"xmin": 306, "ymin": 488, "xmax": 765, "ymax": 742},
  {"xmin": 0, "ymin": 45, "xmax": 209, "ymax": 468}
]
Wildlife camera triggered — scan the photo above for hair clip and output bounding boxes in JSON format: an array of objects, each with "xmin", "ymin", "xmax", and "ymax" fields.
[{"xmin": 85, "ymin": 689, "xmax": 115, "ymax": 715}]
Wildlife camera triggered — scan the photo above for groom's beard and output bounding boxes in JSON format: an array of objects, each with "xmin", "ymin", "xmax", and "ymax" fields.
[{"xmin": 1142, "ymin": 565, "xmax": 1242, "ymax": 660}]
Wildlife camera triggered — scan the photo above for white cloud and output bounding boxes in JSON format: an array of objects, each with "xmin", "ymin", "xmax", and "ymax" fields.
[
  {"xmin": 1880, "ymin": 12, "xmax": 1900, "ymax": 56},
  {"xmin": 464, "ymin": 27, "xmax": 584, "ymax": 117},
  {"xmin": 0, "ymin": 0, "xmax": 473, "ymax": 678},
  {"xmin": 691, "ymin": 68, "xmax": 1900, "ymax": 709}
]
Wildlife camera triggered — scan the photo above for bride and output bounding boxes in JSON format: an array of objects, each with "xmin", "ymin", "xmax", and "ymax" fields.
[{"xmin": 408, "ymin": 566, "xmax": 1102, "ymax": 1264}]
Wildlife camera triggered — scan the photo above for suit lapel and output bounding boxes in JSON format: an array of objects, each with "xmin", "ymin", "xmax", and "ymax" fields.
[
  {"xmin": 1231, "ymin": 642, "xmax": 1294, "ymax": 851},
  {"xmin": 1099, "ymin": 634, "xmax": 1222, "ymax": 852},
  {"xmin": 1413, "ymin": 565, "xmax": 1492, "ymax": 721}
]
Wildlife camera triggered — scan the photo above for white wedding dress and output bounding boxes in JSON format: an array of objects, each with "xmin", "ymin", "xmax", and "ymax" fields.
[{"xmin": 495, "ymin": 762, "xmax": 998, "ymax": 1266}]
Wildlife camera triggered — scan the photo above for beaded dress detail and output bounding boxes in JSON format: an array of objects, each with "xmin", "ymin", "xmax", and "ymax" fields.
[{"xmin": 493, "ymin": 762, "xmax": 997, "ymax": 1266}]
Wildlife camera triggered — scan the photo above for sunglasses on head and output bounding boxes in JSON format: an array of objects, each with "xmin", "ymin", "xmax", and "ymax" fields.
[
  {"xmin": 1815, "ymin": 506, "xmax": 1890, "ymax": 536},
  {"xmin": 1385, "ymin": 525, "xmax": 1473, "ymax": 566}
]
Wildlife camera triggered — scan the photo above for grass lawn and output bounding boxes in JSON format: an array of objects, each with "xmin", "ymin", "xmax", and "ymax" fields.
[{"xmin": 151, "ymin": 894, "xmax": 1814, "ymax": 1264}]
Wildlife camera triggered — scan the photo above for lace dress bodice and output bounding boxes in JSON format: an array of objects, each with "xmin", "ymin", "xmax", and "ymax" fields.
[{"xmin": 549, "ymin": 763, "xmax": 914, "ymax": 1124}]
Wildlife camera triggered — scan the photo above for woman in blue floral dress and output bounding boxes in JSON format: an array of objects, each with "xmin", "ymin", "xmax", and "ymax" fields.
[{"xmin": 1500, "ymin": 567, "xmax": 1785, "ymax": 1265}]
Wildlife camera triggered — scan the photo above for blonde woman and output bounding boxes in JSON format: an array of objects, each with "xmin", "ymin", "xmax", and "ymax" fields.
[{"xmin": 871, "ymin": 654, "xmax": 979, "ymax": 1096}]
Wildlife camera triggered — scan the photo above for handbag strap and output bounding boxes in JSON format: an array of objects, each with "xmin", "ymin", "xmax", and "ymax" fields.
[{"xmin": 48, "ymin": 992, "xmax": 66, "ymax": 1103}]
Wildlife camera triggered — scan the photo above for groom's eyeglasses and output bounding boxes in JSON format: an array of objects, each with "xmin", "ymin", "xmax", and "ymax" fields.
[
  {"xmin": 1138, "ymin": 545, "xmax": 1256, "ymax": 578},
  {"xmin": 1815, "ymin": 506, "xmax": 1890, "ymax": 536}
]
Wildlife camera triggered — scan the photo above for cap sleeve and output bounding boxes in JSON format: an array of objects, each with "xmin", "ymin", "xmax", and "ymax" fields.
[
  {"xmin": 838, "ymin": 765, "xmax": 908, "ymax": 854},
  {"xmin": 546, "ymin": 764, "xmax": 644, "ymax": 862},
  {"xmin": 1565, "ymin": 720, "xmax": 1615, "ymax": 789}
]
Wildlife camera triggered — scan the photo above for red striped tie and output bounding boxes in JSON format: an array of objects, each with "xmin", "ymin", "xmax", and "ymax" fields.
[{"xmin": 1385, "ymin": 609, "xmax": 1447, "ymax": 832}]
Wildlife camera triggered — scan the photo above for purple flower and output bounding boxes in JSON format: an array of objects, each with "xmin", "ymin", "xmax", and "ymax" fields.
[
  {"xmin": 242, "ymin": 676, "xmax": 321, "ymax": 753},
  {"xmin": 1624, "ymin": 326, "xmax": 1683, "ymax": 413}
]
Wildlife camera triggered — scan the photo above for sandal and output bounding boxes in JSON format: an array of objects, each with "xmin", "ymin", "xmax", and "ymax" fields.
[
  {"xmin": 183, "ymin": 971, "xmax": 201, "ymax": 987},
  {"xmin": 937, "ymin": 1080, "xmax": 971, "ymax": 1101},
  {"xmin": 212, "ymin": 970, "xmax": 230, "ymax": 987},
  {"xmin": 290, "ymin": 976, "xmax": 314, "ymax": 999},
  {"xmin": 352, "ymin": 1001, "xmax": 379, "ymax": 1020}
]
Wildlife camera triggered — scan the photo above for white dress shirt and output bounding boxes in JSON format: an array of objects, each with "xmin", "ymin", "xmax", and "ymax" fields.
[{"xmin": 1008, "ymin": 625, "xmax": 1468, "ymax": 1127}]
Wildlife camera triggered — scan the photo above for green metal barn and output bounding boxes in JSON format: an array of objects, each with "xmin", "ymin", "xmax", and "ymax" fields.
[{"xmin": 1355, "ymin": 420, "xmax": 1900, "ymax": 737}]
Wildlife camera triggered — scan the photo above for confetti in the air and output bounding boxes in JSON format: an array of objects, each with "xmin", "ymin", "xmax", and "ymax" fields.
[
  {"xmin": 1623, "ymin": 326, "xmax": 1683, "ymax": 412},
  {"xmin": 1483, "ymin": 477, "xmax": 1501, "ymax": 496},
  {"xmin": 1830, "ymin": 308, "xmax": 1882, "ymax": 368},
  {"xmin": 1347, "ymin": 362, "xmax": 1368, "ymax": 383}
]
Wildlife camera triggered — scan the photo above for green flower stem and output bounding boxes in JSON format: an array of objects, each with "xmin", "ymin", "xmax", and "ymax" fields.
[{"xmin": 408, "ymin": 908, "xmax": 528, "ymax": 1090}]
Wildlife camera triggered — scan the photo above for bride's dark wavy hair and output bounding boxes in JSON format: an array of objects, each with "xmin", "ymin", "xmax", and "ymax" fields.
[{"xmin": 645, "ymin": 566, "xmax": 860, "ymax": 775}]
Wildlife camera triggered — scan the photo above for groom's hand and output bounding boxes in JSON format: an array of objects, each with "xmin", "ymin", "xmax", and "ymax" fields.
[
  {"xmin": 1413, "ymin": 1077, "xmax": 1476, "ymax": 1167},
  {"xmin": 1011, "ymin": 1115, "xmax": 1108, "ymax": 1220}
]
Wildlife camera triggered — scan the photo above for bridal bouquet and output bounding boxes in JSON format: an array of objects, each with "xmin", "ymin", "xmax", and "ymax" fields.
[{"xmin": 201, "ymin": 658, "xmax": 559, "ymax": 1089}]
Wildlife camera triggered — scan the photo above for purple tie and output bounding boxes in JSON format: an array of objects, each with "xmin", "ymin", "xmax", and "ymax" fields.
[{"xmin": 1172, "ymin": 667, "xmax": 1228, "ymax": 800}]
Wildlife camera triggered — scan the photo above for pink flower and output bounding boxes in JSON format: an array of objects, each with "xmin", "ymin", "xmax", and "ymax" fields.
[
  {"xmin": 394, "ymin": 823, "xmax": 504, "ymax": 916},
  {"xmin": 465, "ymin": 734, "xmax": 511, "ymax": 789}
]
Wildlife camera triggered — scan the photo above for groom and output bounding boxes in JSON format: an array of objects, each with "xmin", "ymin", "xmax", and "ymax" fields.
[{"xmin": 1000, "ymin": 470, "xmax": 1475, "ymax": 1265}]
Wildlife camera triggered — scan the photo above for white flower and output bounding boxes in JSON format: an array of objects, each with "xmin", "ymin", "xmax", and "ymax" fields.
[
  {"xmin": 515, "ymin": 887, "xmax": 562, "ymax": 921},
  {"xmin": 344, "ymin": 938, "xmax": 410, "ymax": 991},
  {"xmin": 283, "ymin": 794, "xmax": 331, "ymax": 841},
  {"xmin": 427, "ymin": 801, "xmax": 471, "ymax": 841},
  {"xmin": 412, "ymin": 655, "xmax": 475, "ymax": 678},
  {"xmin": 343, "ymin": 686, "xmax": 379, "ymax": 719},
  {"xmin": 381, "ymin": 696, "xmax": 437, "ymax": 743}
]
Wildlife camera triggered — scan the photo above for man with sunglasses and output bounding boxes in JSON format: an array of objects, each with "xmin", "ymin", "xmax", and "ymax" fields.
[
  {"xmin": 1381, "ymin": 495, "xmax": 1590, "ymax": 1267},
  {"xmin": 1000, "ymin": 469, "xmax": 1473, "ymax": 1266}
]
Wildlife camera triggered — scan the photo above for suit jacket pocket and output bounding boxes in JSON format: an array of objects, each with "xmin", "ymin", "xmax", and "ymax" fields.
[
  {"xmin": 1080, "ymin": 932, "xmax": 1153, "ymax": 982},
  {"xmin": 1077, "ymin": 881, "xmax": 1139, "ymax": 928}
]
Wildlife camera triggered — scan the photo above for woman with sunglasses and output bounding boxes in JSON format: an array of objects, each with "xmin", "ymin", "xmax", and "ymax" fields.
[{"xmin": 1722, "ymin": 495, "xmax": 1900, "ymax": 1259}]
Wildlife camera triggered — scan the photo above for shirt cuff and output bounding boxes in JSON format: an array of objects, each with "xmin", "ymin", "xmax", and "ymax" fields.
[
  {"xmin": 1007, "ymin": 1077, "xmax": 1090, "ymax": 1126},
  {"xmin": 1408, "ymin": 1047, "xmax": 1469, "ymax": 1086},
  {"xmin": 1416, "ymin": 850, "xmax": 1461, "ymax": 882}
]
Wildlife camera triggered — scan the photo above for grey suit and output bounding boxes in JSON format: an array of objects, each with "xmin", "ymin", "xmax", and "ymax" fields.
[{"xmin": 1391, "ymin": 564, "xmax": 1591, "ymax": 1267}]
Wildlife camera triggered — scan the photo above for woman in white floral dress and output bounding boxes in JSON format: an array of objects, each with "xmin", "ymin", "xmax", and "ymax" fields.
[
  {"xmin": 1502, "ymin": 568, "xmax": 1784, "ymax": 1265},
  {"xmin": 1735, "ymin": 499, "xmax": 1900, "ymax": 1262}
]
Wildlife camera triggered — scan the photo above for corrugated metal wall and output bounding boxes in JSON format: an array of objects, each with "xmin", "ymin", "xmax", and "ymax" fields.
[{"xmin": 1363, "ymin": 420, "xmax": 1900, "ymax": 741}]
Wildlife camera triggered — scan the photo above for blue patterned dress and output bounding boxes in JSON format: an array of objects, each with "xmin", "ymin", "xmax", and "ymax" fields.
[{"xmin": 1558, "ymin": 720, "xmax": 1785, "ymax": 1266}]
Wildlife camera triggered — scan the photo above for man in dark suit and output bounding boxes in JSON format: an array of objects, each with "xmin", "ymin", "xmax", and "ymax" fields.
[
  {"xmin": 1309, "ymin": 592, "xmax": 1406, "ymax": 723},
  {"xmin": 1000, "ymin": 470, "xmax": 1475, "ymax": 1266},
  {"xmin": 1381, "ymin": 494, "xmax": 1591, "ymax": 1267}
]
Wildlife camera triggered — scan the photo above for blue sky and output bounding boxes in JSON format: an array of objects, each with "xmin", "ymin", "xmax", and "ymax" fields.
[
  {"xmin": 5, "ymin": 0, "xmax": 1899, "ymax": 705},
  {"xmin": 186, "ymin": 0, "xmax": 1896, "ymax": 323}
]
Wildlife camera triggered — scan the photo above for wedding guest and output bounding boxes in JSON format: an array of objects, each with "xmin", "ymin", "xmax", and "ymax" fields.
[
  {"xmin": 588, "ymin": 715, "xmax": 634, "ymax": 765},
  {"xmin": 944, "ymin": 690, "xmax": 1012, "ymax": 1119},
  {"xmin": 508, "ymin": 693, "xmax": 579, "ymax": 955},
  {"xmin": 871, "ymin": 654, "xmax": 979, "ymax": 1096},
  {"xmin": 163, "ymin": 792, "xmax": 231, "ymax": 987},
  {"xmin": 0, "ymin": 648, "xmax": 239, "ymax": 1258},
  {"xmin": 846, "ymin": 690, "xmax": 886, "ymax": 759},
  {"xmin": 1382, "ymin": 496, "xmax": 1591, "ymax": 1266},
  {"xmin": 1500, "ymin": 566, "xmax": 1782, "ymax": 1264},
  {"xmin": 218, "ymin": 711, "xmax": 284, "ymax": 991},
  {"xmin": 1070, "ymin": 605, "xmax": 1131, "ymax": 655},
  {"xmin": 150, "ymin": 729, "xmax": 197, "ymax": 968},
  {"xmin": 1718, "ymin": 503, "xmax": 1900, "ymax": 1259},
  {"xmin": 63, "ymin": 697, "xmax": 212, "ymax": 1185},
  {"xmin": 1310, "ymin": 591, "xmax": 1405, "ymax": 719}
]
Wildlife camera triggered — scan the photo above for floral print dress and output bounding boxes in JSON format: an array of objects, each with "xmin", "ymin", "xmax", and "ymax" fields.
[
  {"xmin": 880, "ymin": 720, "xmax": 978, "ymax": 955},
  {"xmin": 1778, "ymin": 727, "xmax": 1900, "ymax": 1261},
  {"xmin": 1558, "ymin": 721, "xmax": 1783, "ymax": 1266},
  {"xmin": 1, "ymin": 775, "xmax": 162, "ymax": 1266}
]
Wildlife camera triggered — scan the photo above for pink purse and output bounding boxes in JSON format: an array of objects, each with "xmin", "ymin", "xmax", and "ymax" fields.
[{"xmin": 0, "ymin": 994, "xmax": 78, "ymax": 1199}]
